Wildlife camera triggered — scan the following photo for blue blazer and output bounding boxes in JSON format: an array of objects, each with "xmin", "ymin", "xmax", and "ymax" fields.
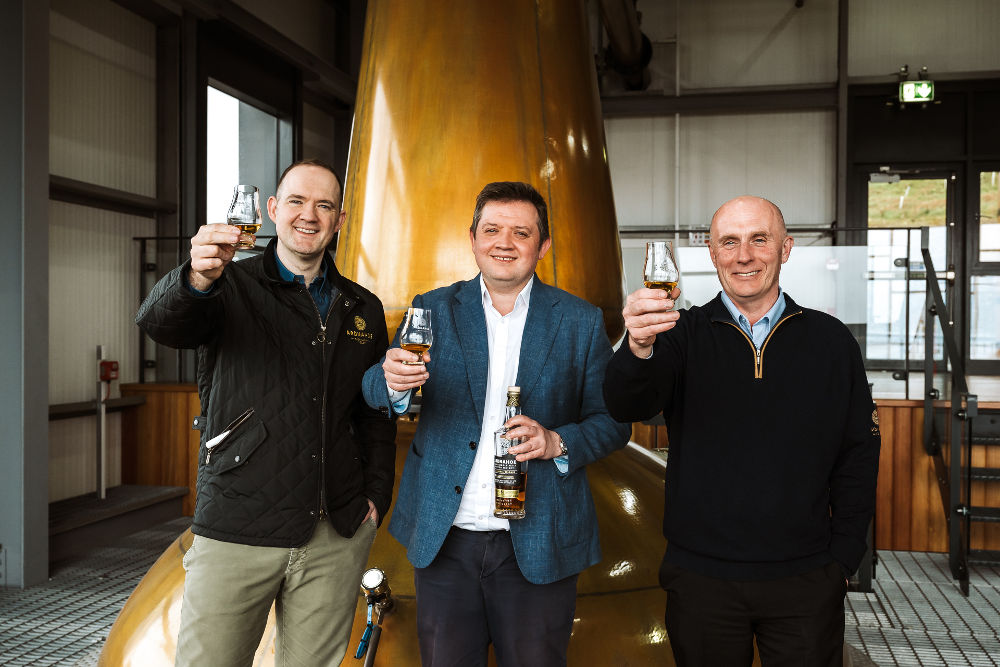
[{"xmin": 362, "ymin": 276, "xmax": 630, "ymax": 584}]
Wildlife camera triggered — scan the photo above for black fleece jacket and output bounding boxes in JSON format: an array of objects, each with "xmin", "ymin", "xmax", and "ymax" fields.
[
  {"xmin": 604, "ymin": 293, "xmax": 880, "ymax": 580},
  {"xmin": 136, "ymin": 240, "xmax": 395, "ymax": 547}
]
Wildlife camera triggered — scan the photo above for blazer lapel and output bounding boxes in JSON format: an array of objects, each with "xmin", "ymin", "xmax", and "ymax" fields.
[
  {"xmin": 516, "ymin": 278, "xmax": 562, "ymax": 401},
  {"xmin": 453, "ymin": 277, "xmax": 490, "ymax": 428}
]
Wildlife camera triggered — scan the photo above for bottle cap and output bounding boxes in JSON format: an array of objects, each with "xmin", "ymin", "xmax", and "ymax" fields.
[
  {"xmin": 507, "ymin": 386, "xmax": 520, "ymax": 392},
  {"xmin": 235, "ymin": 184, "xmax": 258, "ymax": 193}
]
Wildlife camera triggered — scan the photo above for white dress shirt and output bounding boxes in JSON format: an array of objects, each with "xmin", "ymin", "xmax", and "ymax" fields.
[
  {"xmin": 452, "ymin": 276, "xmax": 533, "ymax": 531},
  {"xmin": 387, "ymin": 276, "xmax": 567, "ymax": 531}
]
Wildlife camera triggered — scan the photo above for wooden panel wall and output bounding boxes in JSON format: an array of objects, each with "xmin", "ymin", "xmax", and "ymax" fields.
[
  {"xmin": 873, "ymin": 401, "xmax": 948, "ymax": 552},
  {"xmin": 631, "ymin": 400, "xmax": 1000, "ymax": 553},
  {"xmin": 120, "ymin": 383, "xmax": 200, "ymax": 516},
  {"xmin": 630, "ymin": 422, "xmax": 668, "ymax": 451}
]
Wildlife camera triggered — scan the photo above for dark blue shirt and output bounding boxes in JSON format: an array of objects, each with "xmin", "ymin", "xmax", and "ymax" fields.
[
  {"xmin": 187, "ymin": 254, "xmax": 338, "ymax": 320},
  {"xmin": 275, "ymin": 255, "xmax": 338, "ymax": 321}
]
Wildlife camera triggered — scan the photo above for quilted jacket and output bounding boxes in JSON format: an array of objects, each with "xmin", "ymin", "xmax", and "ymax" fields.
[{"xmin": 135, "ymin": 240, "xmax": 396, "ymax": 547}]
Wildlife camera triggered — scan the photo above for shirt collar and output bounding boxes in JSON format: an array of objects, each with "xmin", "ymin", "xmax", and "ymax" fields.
[
  {"xmin": 480, "ymin": 275, "xmax": 534, "ymax": 314},
  {"xmin": 719, "ymin": 288, "xmax": 785, "ymax": 328},
  {"xmin": 276, "ymin": 253, "xmax": 328, "ymax": 289}
]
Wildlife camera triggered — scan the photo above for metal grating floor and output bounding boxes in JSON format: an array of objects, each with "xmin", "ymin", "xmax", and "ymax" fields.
[
  {"xmin": 1, "ymin": 521, "xmax": 997, "ymax": 666},
  {"xmin": 0, "ymin": 518, "xmax": 191, "ymax": 667},
  {"xmin": 845, "ymin": 552, "xmax": 1000, "ymax": 666}
]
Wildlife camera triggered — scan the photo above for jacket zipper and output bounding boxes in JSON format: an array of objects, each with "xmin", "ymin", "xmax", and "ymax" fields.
[
  {"xmin": 721, "ymin": 310, "xmax": 801, "ymax": 379},
  {"xmin": 755, "ymin": 312, "xmax": 800, "ymax": 378},
  {"xmin": 307, "ymin": 288, "xmax": 342, "ymax": 521}
]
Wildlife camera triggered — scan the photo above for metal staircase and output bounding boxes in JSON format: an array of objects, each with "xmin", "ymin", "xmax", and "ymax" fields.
[{"xmin": 920, "ymin": 228, "xmax": 1000, "ymax": 595}]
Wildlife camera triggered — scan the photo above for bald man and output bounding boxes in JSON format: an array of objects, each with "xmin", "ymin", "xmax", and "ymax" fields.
[{"xmin": 603, "ymin": 196, "xmax": 880, "ymax": 666}]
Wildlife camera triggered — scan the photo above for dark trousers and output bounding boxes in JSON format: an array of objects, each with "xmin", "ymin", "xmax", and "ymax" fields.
[
  {"xmin": 413, "ymin": 527, "xmax": 578, "ymax": 667},
  {"xmin": 661, "ymin": 559, "xmax": 846, "ymax": 667}
]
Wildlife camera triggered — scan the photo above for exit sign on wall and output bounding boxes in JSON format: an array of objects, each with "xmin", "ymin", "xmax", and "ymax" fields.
[{"xmin": 899, "ymin": 81, "xmax": 935, "ymax": 103}]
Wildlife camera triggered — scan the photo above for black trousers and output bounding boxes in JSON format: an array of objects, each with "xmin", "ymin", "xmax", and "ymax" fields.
[
  {"xmin": 413, "ymin": 527, "xmax": 578, "ymax": 667},
  {"xmin": 661, "ymin": 559, "xmax": 846, "ymax": 667}
]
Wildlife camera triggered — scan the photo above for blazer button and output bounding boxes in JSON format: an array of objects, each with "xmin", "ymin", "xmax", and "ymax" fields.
[
  {"xmin": 469, "ymin": 441, "xmax": 477, "ymax": 450},
  {"xmin": 454, "ymin": 486, "xmax": 462, "ymax": 494}
]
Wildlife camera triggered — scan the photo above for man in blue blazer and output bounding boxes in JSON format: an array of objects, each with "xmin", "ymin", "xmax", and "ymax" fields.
[{"xmin": 362, "ymin": 181, "xmax": 630, "ymax": 666}]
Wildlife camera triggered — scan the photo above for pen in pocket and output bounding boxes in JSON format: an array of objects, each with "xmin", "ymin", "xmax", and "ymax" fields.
[{"xmin": 205, "ymin": 407, "xmax": 254, "ymax": 462}]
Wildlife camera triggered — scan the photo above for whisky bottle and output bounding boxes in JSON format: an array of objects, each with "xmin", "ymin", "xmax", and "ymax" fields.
[{"xmin": 494, "ymin": 386, "xmax": 526, "ymax": 519}]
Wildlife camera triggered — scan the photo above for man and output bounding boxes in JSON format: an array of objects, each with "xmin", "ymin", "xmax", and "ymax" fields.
[
  {"xmin": 136, "ymin": 159, "xmax": 395, "ymax": 666},
  {"xmin": 603, "ymin": 196, "xmax": 880, "ymax": 666},
  {"xmin": 362, "ymin": 181, "xmax": 630, "ymax": 666}
]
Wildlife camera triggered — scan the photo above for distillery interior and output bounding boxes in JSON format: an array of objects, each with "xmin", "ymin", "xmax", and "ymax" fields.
[{"xmin": 2, "ymin": 0, "xmax": 999, "ymax": 665}]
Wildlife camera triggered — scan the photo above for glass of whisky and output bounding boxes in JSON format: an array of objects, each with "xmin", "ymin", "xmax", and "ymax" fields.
[
  {"xmin": 399, "ymin": 307, "xmax": 432, "ymax": 365},
  {"xmin": 227, "ymin": 184, "xmax": 262, "ymax": 250},
  {"xmin": 644, "ymin": 241, "xmax": 679, "ymax": 292}
]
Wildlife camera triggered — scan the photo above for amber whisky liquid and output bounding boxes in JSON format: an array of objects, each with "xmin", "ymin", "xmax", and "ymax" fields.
[
  {"xmin": 644, "ymin": 280, "xmax": 677, "ymax": 291},
  {"xmin": 494, "ymin": 470, "xmax": 526, "ymax": 516},
  {"xmin": 230, "ymin": 218, "xmax": 261, "ymax": 249}
]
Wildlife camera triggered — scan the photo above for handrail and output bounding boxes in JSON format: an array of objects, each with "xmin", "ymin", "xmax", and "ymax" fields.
[
  {"xmin": 920, "ymin": 227, "xmax": 968, "ymax": 390},
  {"xmin": 920, "ymin": 225, "xmax": 976, "ymax": 595}
]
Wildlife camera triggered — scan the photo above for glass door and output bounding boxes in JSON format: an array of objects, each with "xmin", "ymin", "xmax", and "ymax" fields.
[
  {"xmin": 969, "ymin": 166, "xmax": 1000, "ymax": 375},
  {"xmin": 863, "ymin": 168, "xmax": 958, "ymax": 398}
]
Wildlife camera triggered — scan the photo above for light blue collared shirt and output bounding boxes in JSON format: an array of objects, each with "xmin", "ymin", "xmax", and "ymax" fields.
[{"xmin": 719, "ymin": 289, "xmax": 786, "ymax": 350}]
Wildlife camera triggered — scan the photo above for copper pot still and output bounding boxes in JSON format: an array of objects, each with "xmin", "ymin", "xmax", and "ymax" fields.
[{"xmin": 337, "ymin": 0, "xmax": 625, "ymax": 341}]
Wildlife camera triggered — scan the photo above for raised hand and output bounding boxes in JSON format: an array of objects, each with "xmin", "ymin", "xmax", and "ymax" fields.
[
  {"xmin": 623, "ymin": 286, "xmax": 681, "ymax": 357},
  {"xmin": 189, "ymin": 223, "xmax": 241, "ymax": 291}
]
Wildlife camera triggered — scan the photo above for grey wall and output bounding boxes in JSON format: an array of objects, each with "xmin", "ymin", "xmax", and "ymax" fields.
[
  {"xmin": 47, "ymin": 0, "xmax": 158, "ymax": 503},
  {"xmin": 1, "ymin": 0, "xmax": 50, "ymax": 588}
]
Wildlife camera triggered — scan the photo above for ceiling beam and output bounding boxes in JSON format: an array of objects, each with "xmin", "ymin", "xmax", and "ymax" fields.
[{"xmin": 602, "ymin": 86, "xmax": 838, "ymax": 118}]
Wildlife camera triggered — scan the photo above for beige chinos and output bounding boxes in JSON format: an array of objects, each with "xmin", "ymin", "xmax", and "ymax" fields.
[{"xmin": 175, "ymin": 517, "xmax": 377, "ymax": 667}]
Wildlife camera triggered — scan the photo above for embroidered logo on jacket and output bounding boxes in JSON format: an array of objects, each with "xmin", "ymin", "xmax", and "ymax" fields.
[{"xmin": 347, "ymin": 316, "xmax": 374, "ymax": 345}]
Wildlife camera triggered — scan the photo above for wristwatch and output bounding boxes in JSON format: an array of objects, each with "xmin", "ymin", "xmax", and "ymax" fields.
[{"xmin": 557, "ymin": 436, "xmax": 568, "ymax": 457}]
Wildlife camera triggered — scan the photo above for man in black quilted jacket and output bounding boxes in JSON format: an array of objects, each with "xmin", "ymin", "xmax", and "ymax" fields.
[{"xmin": 136, "ymin": 159, "xmax": 395, "ymax": 667}]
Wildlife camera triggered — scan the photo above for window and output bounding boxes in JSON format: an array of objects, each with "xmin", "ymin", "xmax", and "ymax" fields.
[
  {"xmin": 979, "ymin": 170, "xmax": 1000, "ymax": 263},
  {"xmin": 206, "ymin": 85, "xmax": 292, "ymax": 245}
]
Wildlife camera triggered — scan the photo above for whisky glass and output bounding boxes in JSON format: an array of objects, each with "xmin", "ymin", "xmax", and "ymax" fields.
[
  {"xmin": 227, "ymin": 184, "xmax": 262, "ymax": 250},
  {"xmin": 399, "ymin": 307, "xmax": 432, "ymax": 365},
  {"xmin": 644, "ymin": 241, "xmax": 679, "ymax": 292}
]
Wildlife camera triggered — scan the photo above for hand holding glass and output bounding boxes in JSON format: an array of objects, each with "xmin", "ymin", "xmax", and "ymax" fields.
[
  {"xmin": 400, "ymin": 308, "xmax": 432, "ymax": 365},
  {"xmin": 644, "ymin": 241, "xmax": 679, "ymax": 292},
  {"xmin": 227, "ymin": 184, "xmax": 262, "ymax": 250}
]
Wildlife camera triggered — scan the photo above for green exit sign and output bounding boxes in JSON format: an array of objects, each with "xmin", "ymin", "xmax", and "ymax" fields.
[{"xmin": 899, "ymin": 81, "xmax": 935, "ymax": 103}]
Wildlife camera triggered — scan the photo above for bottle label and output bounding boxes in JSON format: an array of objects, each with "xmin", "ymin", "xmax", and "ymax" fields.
[{"xmin": 494, "ymin": 453, "xmax": 520, "ymax": 486}]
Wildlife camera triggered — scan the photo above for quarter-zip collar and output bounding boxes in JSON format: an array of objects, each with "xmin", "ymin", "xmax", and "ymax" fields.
[
  {"xmin": 719, "ymin": 288, "xmax": 785, "ymax": 350},
  {"xmin": 708, "ymin": 292, "xmax": 803, "ymax": 379}
]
